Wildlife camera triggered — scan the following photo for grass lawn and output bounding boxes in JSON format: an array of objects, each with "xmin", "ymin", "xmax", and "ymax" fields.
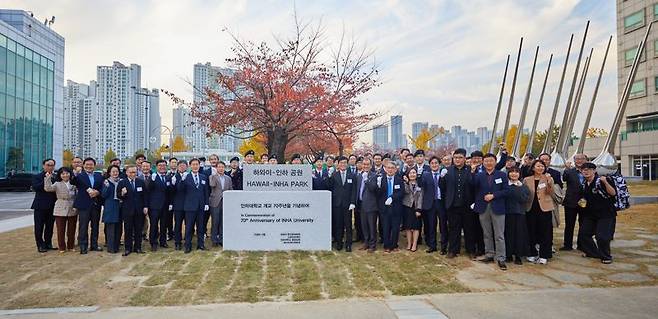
[
  {"xmin": 0, "ymin": 204, "xmax": 656, "ymax": 310},
  {"xmin": 628, "ymin": 180, "xmax": 658, "ymax": 196}
]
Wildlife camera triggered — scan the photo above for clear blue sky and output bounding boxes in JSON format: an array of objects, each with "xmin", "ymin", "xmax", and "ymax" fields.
[{"xmin": 5, "ymin": 0, "xmax": 617, "ymax": 142}]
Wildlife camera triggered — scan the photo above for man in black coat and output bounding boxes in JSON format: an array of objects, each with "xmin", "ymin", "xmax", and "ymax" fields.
[
  {"xmin": 440, "ymin": 148, "xmax": 476, "ymax": 259},
  {"xmin": 117, "ymin": 165, "xmax": 148, "ymax": 256},
  {"xmin": 227, "ymin": 156, "xmax": 243, "ymax": 190},
  {"xmin": 326, "ymin": 156, "xmax": 357, "ymax": 252},
  {"xmin": 561, "ymin": 153, "xmax": 587, "ymax": 251},
  {"xmin": 31, "ymin": 158, "xmax": 57, "ymax": 252},
  {"xmin": 355, "ymin": 158, "xmax": 379, "ymax": 252}
]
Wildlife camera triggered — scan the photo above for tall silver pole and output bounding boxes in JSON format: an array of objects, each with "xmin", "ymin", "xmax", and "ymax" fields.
[
  {"xmin": 502, "ymin": 38, "xmax": 523, "ymax": 147},
  {"xmin": 512, "ymin": 46, "xmax": 540, "ymax": 157},
  {"xmin": 593, "ymin": 21, "xmax": 655, "ymax": 174},
  {"xmin": 489, "ymin": 55, "xmax": 511, "ymax": 153},
  {"xmin": 543, "ymin": 34, "xmax": 574, "ymax": 153},
  {"xmin": 561, "ymin": 48, "xmax": 593, "ymax": 156},
  {"xmin": 577, "ymin": 35, "xmax": 613, "ymax": 154},
  {"xmin": 526, "ymin": 54, "xmax": 553, "ymax": 155},
  {"xmin": 554, "ymin": 21, "xmax": 589, "ymax": 155}
]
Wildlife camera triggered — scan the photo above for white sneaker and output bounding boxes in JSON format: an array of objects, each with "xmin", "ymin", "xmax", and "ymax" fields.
[
  {"xmin": 526, "ymin": 256, "xmax": 538, "ymax": 263},
  {"xmin": 537, "ymin": 258, "xmax": 548, "ymax": 265}
]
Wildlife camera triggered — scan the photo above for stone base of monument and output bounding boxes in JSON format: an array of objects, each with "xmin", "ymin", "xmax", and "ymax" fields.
[{"xmin": 222, "ymin": 190, "xmax": 332, "ymax": 251}]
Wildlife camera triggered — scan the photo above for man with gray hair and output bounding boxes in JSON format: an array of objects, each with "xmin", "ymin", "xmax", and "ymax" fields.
[{"xmin": 560, "ymin": 153, "xmax": 588, "ymax": 251}]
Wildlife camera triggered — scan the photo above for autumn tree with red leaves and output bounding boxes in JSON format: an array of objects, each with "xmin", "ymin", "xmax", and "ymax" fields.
[{"xmin": 166, "ymin": 14, "xmax": 380, "ymax": 162}]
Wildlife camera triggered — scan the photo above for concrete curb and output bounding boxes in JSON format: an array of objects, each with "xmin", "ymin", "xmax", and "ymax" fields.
[
  {"xmin": 0, "ymin": 215, "xmax": 32, "ymax": 233},
  {"xmin": 0, "ymin": 306, "xmax": 98, "ymax": 316}
]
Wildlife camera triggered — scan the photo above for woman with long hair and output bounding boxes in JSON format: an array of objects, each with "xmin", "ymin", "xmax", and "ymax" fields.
[{"xmin": 523, "ymin": 159, "xmax": 555, "ymax": 265}]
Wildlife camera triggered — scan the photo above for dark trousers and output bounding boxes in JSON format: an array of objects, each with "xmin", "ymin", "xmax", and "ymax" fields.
[
  {"xmin": 447, "ymin": 206, "xmax": 476, "ymax": 254},
  {"xmin": 381, "ymin": 206, "xmax": 400, "ymax": 250},
  {"xmin": 185, "ymin": 209, "xmax": 205, "ymax": 250},
  {"xmin": 332, "ymin": 205, "xmax": 353, "ymax": 247},
  {"xmin": 165, "ymin": 208, "xmax": 175, "ymax": 238},
  {"xmin": 33, "ymin": 209, "xmax": 55, "ymax": 249},
  {"xmin": 54, "ymin": 215, "xmax": 77, "ymax": 251},
  {"xmin": 173, "ymin": 210, "xmax": 185, "ymax": 245},
  {"xmin": 148, "ymin": 208, "xmax": 167, "ymax": 246},
  {"xmin": 580, "ymin": 215, "xmax": 613, "ymax": 260},
  {"xmin": 354, "ymin": 208, "xmax": 363, "ymax": 241},
  {"xmin": 203, "ymin": 210, "xmax": 211, "ymax": 235},
  {"xmin": 361, "ymin": 210, "xmax": 378, "ymax": 250},
  {"xmin": 423, "ymin": 199, "xmax": 447, "ymax": 251},
  {"xmin": 527, "ymin": 209, "xmax": 553, "ymax": 259},
  {"xmin": 210, "ymin": 205, "xmax": 224, "ymax": 244},
  {"xmin": 505, "ymin": 214, "xmax": 528, "ymax": 258},
  {"xmin": 78, "ymin": 206, "xmax": 101, "ymax": 250},
  {"xmin": 470, "ymin": 209, "xmax": 485, "ymax": 255},
  {"xmin": 104, "ymin": 222, "xmax": 121, "ymax": 253},
  {"xmin": 563, "ymin": 206, "xmax": 582, "ymax": 249},
  {"xmin": 123, "ymin": 211, "xmax": 145, "ymax": 252}
]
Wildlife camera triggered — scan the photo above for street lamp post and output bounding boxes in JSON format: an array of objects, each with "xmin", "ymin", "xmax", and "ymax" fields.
[
  {"xmin": 149, "ymin": 125, "xmax": 173, "ymax": 159},
  {"xmin": 132, "ymin": 87, "xmax": 157, "ymax": 153}
]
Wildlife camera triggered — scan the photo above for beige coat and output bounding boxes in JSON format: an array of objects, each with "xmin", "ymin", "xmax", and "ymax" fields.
[
  {"xmin": 44, "ymin": 177, "xmax": 78, "ymax": 217},
  {"xmin": 523, "ymin": 175, "xmax": 555, "ymax": 213},
  {"xmin": 402, "ymin": 181, "xmax": 423, "ymax": 210},
  {"xmin": 209, "ymin": 173, "xmax": 233, "ymax": 208}
]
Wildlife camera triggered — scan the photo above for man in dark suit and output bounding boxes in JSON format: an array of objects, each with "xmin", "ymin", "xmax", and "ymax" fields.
[
  {"xmin": 147, "ymin": 159, "xmax": 173, "ymax": 251},
  {"xmin": 71, "ymin": 157, "xmax": 104, "ymax": 254},
  {"xmin": 312, "ymin": 157, "xmax": 329, "ymax": 190},
  {"xmin": 347, "ymin": 154, "xmax": 358, "ymax": 175},
  {"xmin": 118, "ymin": 165, "xmax": 148, "ymax": 256},
  {"xmin": 326, "ymin": 156, "xmax": 357, "ymax": 252},
  {"xmin": 227, "ymin": 156, "xmax": 243, "ymax": 190},
  {"xmin": 356, "ymin": 158, "xmax": 379, "ymax": 252},
  {"xmin": 561, "ymin": 153, "xmax": 587, "ymax": 251},
  {"xmin": 419, "ymin": 156, "xmax": 448, "ymax": 254},
  {"xmin": 440, "ymin": 148, "xmax": 476, "ymax": 259},
  {"xmin": 539, "ymin": 153, "xmax": 563, "ymax": 188},
  {"xmin": 414, "ymin": 149, "xmax": 431, "ymax": 176},
  {"xmin": 170, "ymin": 160, "xmax": 188, "ymax": 250},
  {"xmin": 31, "ymin": 158, "xmax": 57, "ymax": 252},
  {"xmin": 371, "ymin": 153, "xmax": 385, "ymax": 175},
  {"xmin": 472, "ymin": 153, "xmax": 509, "ymax": 270},
  {"xmin": 176, "ymin": 158, "xmax": 210, "ymax": 253},
  {"xmin": 378, "ymin": 161, "xmax": 405, "ymax": 252},
  {"xmin": 165, "ymin": 157, "xmax": 179, "ymax": 240}
]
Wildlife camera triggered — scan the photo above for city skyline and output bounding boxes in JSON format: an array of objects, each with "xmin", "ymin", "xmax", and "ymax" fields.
[{"xmin": 2, "ymin": 0, "xmax": 618, "ymax": 144}]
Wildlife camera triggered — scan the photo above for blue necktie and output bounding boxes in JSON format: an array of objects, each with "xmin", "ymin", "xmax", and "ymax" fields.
[{"xmin": 387, "ymin": 177, "xmax": 393, "ymax": 197}]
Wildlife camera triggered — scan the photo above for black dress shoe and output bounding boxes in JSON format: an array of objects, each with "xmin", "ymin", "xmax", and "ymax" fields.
[
  {"xmin": 80, "ymin": 249, "xmax": 88, "ymax": 255},
  {"xmin": 184, "ymin": 247, "xmax": 192, "ymax": 254},
  {"xmin": 559, "ymin": 246, "xmax": 573, "ymax": 251},
  {"xmin": 514, "ymin": 257, "xmax": 523, "ymax": 265},
  {"xmin": 38, "ymin": 247, "xmax": 47, "ymax": 253},
  {"xmin": 440, "ymin": 249, "xmax": 447, "ymax": 255},
  {"xmin": 498, "ymin": 260, "xmax": 508, "ymax": 270},
  {"xmin": 336, "ymin": 243, "xmax": 343, "ymax": 251},
  {"xmin": 90, "ymin": 247, "xmax": 103, "ymax": 252},
  {"xmin": 426, "ymin": 248, "xmax": 437, "ymax": 253},
  {"xmin": 46, "ymin": 245, "xmax": 57, "ymax": 250},
  {"xmin": 122, "ymin": 251, "xmax": 131, "ymax": 256},
  {"xmin": 136, "ymin": 249, "xmax": 145, "ymax": 254},
  {"xmin": 197, "ymin": 246, "xmax": 206, "ymax": 251},
  {"xmin": 478, "ymin": 256, "xmax": 495, "ymax": 263},
  {"xmin": 160, "ymin": 243, "xmax": 169, "ymax": 248},
  {"xmin": 345, "ymin": 245, "xmax": 352, "ymax": 252}
]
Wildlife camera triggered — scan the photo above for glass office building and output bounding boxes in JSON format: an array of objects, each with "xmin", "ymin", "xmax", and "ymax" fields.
[{"xmin": 0, "ymin": 10, "xmax": 64, "ymax": 177}]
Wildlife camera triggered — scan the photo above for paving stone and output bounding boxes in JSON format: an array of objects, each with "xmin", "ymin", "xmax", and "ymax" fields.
[
  {"xmin": 646, "ymin": 265, "xmax": 658, "ymax": 277},
  {"xmin": 551, "ymin": 262, "xmax": 607, "ymax": 274},
  {"xmin": 631, "ymin": 257, "xmax": 658, "ymax": 264},
  {"xmin": 605, "ymin": 272, "xmax": 651, "ymax": 283},
  {"xmin": 636, "ymin": 234, "xmax": 658, "ymax": 241},
  {"xmin": 606, "ymin": 262, "xmax": 639, "ymax": 271},
  {"xmin": 541, "ymin": 269, "xmax": 593, "ymax": 285},
  {"xmin": 557, "ymin": 254, "xmax": 598, "ymax": 266},
  {"xmin": 611, "ymin": 239, "xmax": 647, "ymax": 248},
  {"xmin": 504, "ymin": 272, "xmax": 559, "ymax": 288},
  {"xmin": 456, "ymin": 270, "xmax": 504, "ymax": 291},
  {"xmin": 624, "ymin": 249, "xmax": 658, "ymax": 257}
]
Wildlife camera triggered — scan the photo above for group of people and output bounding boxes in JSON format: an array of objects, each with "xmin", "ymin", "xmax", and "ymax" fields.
[{"xmin": 30, "ymin": 146, "xmax": 624, "ymax": 270}]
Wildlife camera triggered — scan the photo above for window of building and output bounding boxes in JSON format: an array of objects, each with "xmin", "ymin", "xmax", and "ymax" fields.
[
  {"xmin": 632, "ymin": 155, "xmax": 658, "ymax": 180},
  {"xmin": 630, "ymin": 78, "xmax": 647, "ymax": 98},
  {"xmin": 625, "ymin": 9, "xmax": 646, "ymax": 32},
  {"xmin": 655, "ymin": 3, "xmax": 658, "ymax": 20}
]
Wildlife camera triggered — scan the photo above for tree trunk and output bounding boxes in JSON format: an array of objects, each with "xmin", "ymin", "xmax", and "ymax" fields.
[
  {"xmin": 337, "ymin": 138, "xmax": 344, "ymax": 157},
  {"xmin": 266, "ymin": 126, "xmax": 288, "ymax": 163}
]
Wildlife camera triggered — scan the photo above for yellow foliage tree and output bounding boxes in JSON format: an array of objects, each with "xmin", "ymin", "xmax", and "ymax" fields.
[
  {"xmin": 409, "ymin": 127, "xmax": 444, "ymax": 150},
  {"xmin": 482, "ymin": 125, "xmax": 530, "ymax": 156},
  {"xmin": 239, "ymin": 134, "xmax": 268, "ymax": 156},
  {"xmin": 171, "ymin": 135, "xmax": 190, "ymax": 152},
  {"xmin": 62, "ymin": 149, "xmax": 73, "ymax": 168}
]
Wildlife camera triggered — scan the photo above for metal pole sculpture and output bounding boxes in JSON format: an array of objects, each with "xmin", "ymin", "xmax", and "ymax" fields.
[
  {"xmin": 512, "ymin": 46, "xmax": 540, "ymax": 158},
  {"xmin": 543, "ymin": 34, "xmax": 574, "ymax": 153},
  {"xmin": 577, "ymin": 35, "xmax": 613, "ymax": 154},
  {"xmin": 488, "ymin": 55, "xmax": 511, "ymax": 153},
  {"xmin": 502, "ymin": 38, "xmax": 523, "ymax": 149},
  {"xmin": 593, "ymin": 21, "xmax": 655, "ymax": 175},
  {"xmin": 551, "ymin": 21, "xmax": 589, "ymax": 172},
  {"xmin": 561, "ymin": 48, "xmax": 593, "ymax": 157},
  {"xmin": 526, "ymin": 54, "xmax": 553, "ymax": 155}
]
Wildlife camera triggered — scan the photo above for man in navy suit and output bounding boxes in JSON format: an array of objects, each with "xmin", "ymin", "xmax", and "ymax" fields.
[
  {"xmin": 419, "ymin": 156, "xmax": 448, "ymax": 254},
  {"xmin": 176, "ymin": 158, "xmax": 210, "ymax": 253},
  {"xmin": 312, "ymin": 157, "xmax": 329, "ymax": 190},
  {"xmin": 165, "ymin": 157, "xmax": 179, "ymax": 240},
  {"xmin": 31, "ymin": 158, "xmax": 57, "ymax": 252},
  {"xmin": 147, "ymin": 159, "xmax": 173, "ymax": 251},
  {"xmin": 472, "ymin": 153, "xmax": 509, "ymax": 270},
  {"xmin": 440, "ymin": 148, "xmax": 476, "ymax": 259},
  {"xmin": 326, "ymin": 156, "xmax": 357, "ymax": 252},
  {"xmin": 170, "ymin": 160, "xmax": 188, "ymax": 250},
  {"xmin": 71, "ymin": 157, "xmax": 104, "ymax": 254},
  {"xmin": 378, "ymin": 162, "xmax": 405, "ymax": 252},
  {"xmin": 118, "ymin": 165, "xmax": 148, "ymax": 256}
]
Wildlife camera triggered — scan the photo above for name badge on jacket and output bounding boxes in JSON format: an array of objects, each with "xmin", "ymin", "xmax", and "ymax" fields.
[
  {"xmin": 136, "ymin": 187, "xmax": 143, "ymax": 192},
  {"xmin": 495, "ymin": 178, "xmax": 503, "ymax": 184},
  {"xmin": 166, "ymin": 181, "xmax": 171, "ymax": 186},
  {"xmin": 201, "ymin": 180, "xmax": 206, "ymax": 185},
  {"xmin": 394, "ymin": 184, "xmax": 401, "ymax": 190},
  {"xmin": 538, "ymin": 183, "xmax": 547, "ymax": 189},
  {"xmin": 347, "ymin": 179, "xmax": 353, "ymax": 184}
]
